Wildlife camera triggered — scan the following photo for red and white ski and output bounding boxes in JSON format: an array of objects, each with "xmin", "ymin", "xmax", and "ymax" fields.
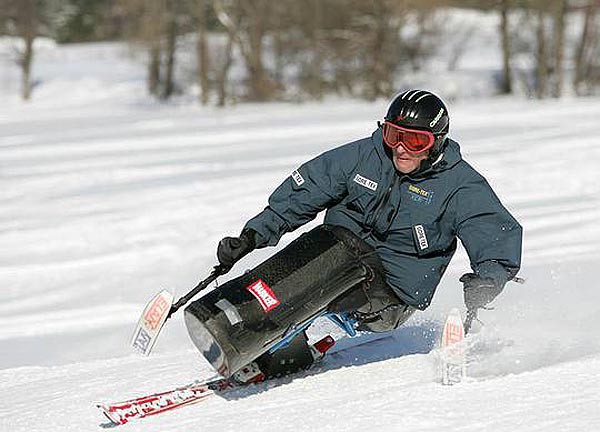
[
  {"xmin": 97, "ymin": 335, "xmax": 335, "ymax": 426},
  {"xmin": 96, "ymin": 379, "xmax": 233, "ymax": 425}
]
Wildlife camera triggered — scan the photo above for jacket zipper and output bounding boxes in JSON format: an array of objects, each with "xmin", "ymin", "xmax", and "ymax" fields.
[
  {"xmin": 363, "ymin": 154, "xmax": 445, "ymax": 239},
  {"xmin": 369, "ymin": 174, "xmax": 401, "ymax": 234}
]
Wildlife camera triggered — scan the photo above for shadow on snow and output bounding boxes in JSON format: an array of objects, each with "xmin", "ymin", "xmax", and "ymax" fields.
[{"xmin": 219, "ymin": 319, "xmax": 441, "ymax": 401}]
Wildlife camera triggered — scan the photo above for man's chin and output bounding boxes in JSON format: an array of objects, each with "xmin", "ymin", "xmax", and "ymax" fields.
[{"xmin": 393, "ymin": 159, "xmax": 417, "ymax": 173}]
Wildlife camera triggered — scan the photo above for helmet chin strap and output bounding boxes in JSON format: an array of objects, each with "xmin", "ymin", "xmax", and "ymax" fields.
[
  {"xmin": 430, "ymin": 152, "xmax": 444, "ymax": 166},
  {"xmin": 427, "ymin": 135, "xmax": 448, "ymax": 162}
]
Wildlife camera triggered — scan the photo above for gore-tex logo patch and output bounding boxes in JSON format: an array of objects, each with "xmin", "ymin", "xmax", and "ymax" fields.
[
  {"xmin": 353, "ymin": 174, "xmax": 378, "ymax": 191},
  {"xmin": 246, "ymin": 279, "xmax": 281, "ymax": 312},
  {"xmin": 291, "ymin": 170, "xmax": 305, "ymax": 186},
  {"xmin": 414, "ymin": 224, "xmax": 429, "ymax": 250},
  {"xmin": 408, "ymin": 184, "xmax": 433, "ymax": 205}
]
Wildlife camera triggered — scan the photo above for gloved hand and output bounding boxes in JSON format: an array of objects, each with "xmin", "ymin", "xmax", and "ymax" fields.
[
  {"xmin": 217, "ymin": 229, "xmax": 257, "ymax": 271},
  {"xmin": 459, "ymin": 273, "xmax": 505, "ymax": 312}
]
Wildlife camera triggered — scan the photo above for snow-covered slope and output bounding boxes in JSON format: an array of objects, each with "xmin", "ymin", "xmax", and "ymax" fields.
[{"xmin": 2, "ymin": 37, "xmax": 600, "ymax": 430}]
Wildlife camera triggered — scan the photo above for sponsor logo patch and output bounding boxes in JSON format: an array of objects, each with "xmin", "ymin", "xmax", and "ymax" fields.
[
  {"xmin": 414, "ymin": 224, "xmax": 429, "ymax": 250},
  {"xmin": 144, "ymin": 295, "xmax": 170, "ymax": 330},
  {"xmin": 291, "ymin": 170, "xmax": 305, "ymax": 186},
  {"xmin": 429, "ymin": 107, "xmax": 445, "ymax": 128},
  {"xmin": 408, "ymin": 184, "xmax": 434, "ymax": 205},
  {"xmin": 353, "ymin": 174, "xmax": 378, "ymax": 191},
  {"xmin": 246, "ymin": 279, "xmax": 281, "ymax": 312}
]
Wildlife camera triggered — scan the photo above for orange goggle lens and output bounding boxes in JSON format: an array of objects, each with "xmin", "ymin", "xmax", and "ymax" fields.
[{"xmin": 382, "ymin": 121, "xmax": 435, "ymax": 154}]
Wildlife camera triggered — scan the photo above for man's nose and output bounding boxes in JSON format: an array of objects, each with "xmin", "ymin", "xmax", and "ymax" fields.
[{"xmin": 395, "ymin": 144, "xmax": 407, "ymax": 155}]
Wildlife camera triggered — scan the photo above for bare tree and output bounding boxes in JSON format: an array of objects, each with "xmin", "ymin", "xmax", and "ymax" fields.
[
  {"xmin": 162, "ymin": 1, "xmax": 177, "ymax": 99},
  {"xmin": 574, "ymin": 1, "xmax": 599, "ymax": 94},
  {"xmin": 552, "ymin": 0, "xmax": 568, "ymax": 97},
  {"xmin": 298, "ymin": 0, "xmax": 409, "ymax": 100},
  {"xmin": 213, "ymin": 0, "xmax": 277, "ymax": 101},
  {"xmin": 147, "ymin": 42, "xmax": 162, "ymax": 96},
  {"xmin": 19, "ymin": 0, "xmax": 37, "ymax": 100},
  {"xmin": 195, "ymin": 0, "xmax": 211, "ymax": 105},
  {"xmin": 243, "ymin": 1, "xmax": 276, "ymax": 100},
  {"xmin": 198, "ymin": 0, "xmax": 462, "ymax": 103},
  {"xmin": 304, "ymin": 0, "xmax": 325, "ymax": 99},
  {"xmin": 117, "ymin": 0, "xmax": 166, "ymax": 96},
  {"xmin": 2, "ymin": 0, "xmax": 39, "ymax": 100},
  {"xmin": 536, "ymin": 8, "xmax": 548, "ymax": 98},
  {"xmin": 118, "ymin": 0, "xmax": 188, "ymax": 100},
  {"xmin": 211, "ymin": 0, "xmax": 236, "ymax": 106},
  {"xmin": 363, "ymin": 0, "xmax": 399, "ymax": 99},
  {"xmin": 499, "ymin": 0, "xmax": 513, "ymax": 93},
  {"xmin": 216, "ymin": 33, "xmax": 235, "ymax": 106}
]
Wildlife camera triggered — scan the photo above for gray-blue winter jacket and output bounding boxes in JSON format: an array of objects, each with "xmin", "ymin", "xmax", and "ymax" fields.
[{"xmin": 244, "ymin": 128, "xmax": 522, "ymax": 310}]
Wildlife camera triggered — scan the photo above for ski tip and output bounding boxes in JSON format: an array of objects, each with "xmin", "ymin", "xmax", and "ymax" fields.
[
  {"xmin": 95, "ymin": 403, "xmax": 108, "ymax": 412},
  {"xmin": 446, "ymin": 308, "xmax": 462, "ymax": 320},
  {"xmin": 96, "ymin": 404, "xmax": 124, "ymax": 426}
]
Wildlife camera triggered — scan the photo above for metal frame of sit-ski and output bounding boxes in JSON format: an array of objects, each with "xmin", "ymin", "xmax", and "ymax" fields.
[{"xmin": 268, "ymin": 310, "xmax": 358, "ymax": 354}]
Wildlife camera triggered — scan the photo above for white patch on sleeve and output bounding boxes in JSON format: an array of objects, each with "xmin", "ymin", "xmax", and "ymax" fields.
[
  {"xmin": 353, "ymin": 174, "xmax": 378, "ymax": 191},
  {"xmin": 414, "ymin": 224, "xmax": 429, "ymax": 250},
  {"xmin": 291, "ymin": 170, "xmax": 305, "ymax": 186}
]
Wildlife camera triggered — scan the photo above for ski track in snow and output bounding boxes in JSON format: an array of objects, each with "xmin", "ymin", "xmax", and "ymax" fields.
[{"xmin": 2, "ymin": 40, "xmax": 600, "ymax": 431}]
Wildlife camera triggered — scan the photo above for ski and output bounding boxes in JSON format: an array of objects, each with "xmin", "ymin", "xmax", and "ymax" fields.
[
  {"xmin": 439, "ymin": 308, "xmax": 467, "ymax": 385},
  {"xmin": 97, "ymin": 335, "xmax": 335, "ymax": 426},
  {"xmin": 96, "ymin": 379, "xmax": 230, "ymax": 425}
]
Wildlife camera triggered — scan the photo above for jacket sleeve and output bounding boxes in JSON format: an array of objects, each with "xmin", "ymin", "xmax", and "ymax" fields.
[
  {"xmin": 454, "ymin": 171, "xmax": 522, "ymax": 286},
  {"xmin": 244, "ymin": 143, "xmax": 359, "ymax": 247}
]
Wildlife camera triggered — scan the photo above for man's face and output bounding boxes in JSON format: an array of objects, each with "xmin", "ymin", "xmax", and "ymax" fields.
[{"xmin": 391, "ymin": 144, "xmax": 429, "ymax": 174}]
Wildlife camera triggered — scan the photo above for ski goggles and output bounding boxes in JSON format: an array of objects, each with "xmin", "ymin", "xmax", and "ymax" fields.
[{"xmin": 381, "ymin": 121, "xmax": 435, "ymax": 154}]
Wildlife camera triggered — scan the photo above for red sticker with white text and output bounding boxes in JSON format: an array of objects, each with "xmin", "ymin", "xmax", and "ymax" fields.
[
  {"xmin": 444, "ymin": 322, "xmax": 463, "ymax": 345},
  {"xmin": 144, "ymin": 295, "xmax": 170, "ymax": 330},
  {"xmin": 246, "ymin": 279, "xmax": 281, "ymax": 312}
]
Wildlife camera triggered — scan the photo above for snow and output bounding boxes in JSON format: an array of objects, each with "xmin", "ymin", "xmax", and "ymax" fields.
[{"xmin": 2, "ymin": 16, "xmax": 600, "ymax": 432}]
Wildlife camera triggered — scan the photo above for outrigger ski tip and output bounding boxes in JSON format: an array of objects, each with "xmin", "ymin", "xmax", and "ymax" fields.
[
  {"xmin": 440, "ymin": 308, "xmax": 467, "ymax": 385},
  {"xmin": 130, "ymin": 289, "xmax": 174, "ymax": 356},
  {"xmin": 130, "ymin": 265, "xmax": 225, "ymax": 356}
]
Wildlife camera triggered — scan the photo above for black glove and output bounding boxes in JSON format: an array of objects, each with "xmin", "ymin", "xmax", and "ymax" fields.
[
  {"xmin": 217, "ymin": 229, "xmax": 257, "ymax": 271},
  {"xmin": 460, "ymin": 273, "xmax": 505, "ymax": 312}
]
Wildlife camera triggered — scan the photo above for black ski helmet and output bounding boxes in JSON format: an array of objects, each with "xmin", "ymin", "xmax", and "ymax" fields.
[{"xmin": 384, "ymin": 89, "xmax": 450, "ymax": 157}]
